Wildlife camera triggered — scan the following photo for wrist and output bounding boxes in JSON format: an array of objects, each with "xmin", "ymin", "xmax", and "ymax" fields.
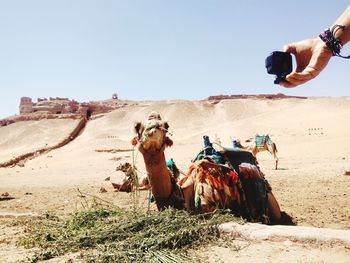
[
  {"xmin": 319, "ymin": 26, "xmax": 349, "ymax": 58},
  {"xmin": 314, "ymin": 36, "xmax": 332, "ymax": 55}
]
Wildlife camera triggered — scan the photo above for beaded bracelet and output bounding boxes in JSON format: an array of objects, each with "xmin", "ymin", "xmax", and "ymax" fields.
[{"xmin": 319, "ymin": 24, "xmax": 350, "ymax": 59}]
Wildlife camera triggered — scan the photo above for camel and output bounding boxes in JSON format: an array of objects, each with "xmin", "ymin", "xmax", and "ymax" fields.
[
  {"xmin": 113, "ymin": 160, "xmax": 183, "ymax": 193},
  {"xmin": 132, "ymin": 112, "xmax": 281, "ymax": 223},
  {"xmin": 131, "ymin": 112, "xmax": 185, "ymax": 210},
  {"xmin": 234, "ymin": 135, "xmax": 278, "ymax": 170},
  {"xmin": 112, "ymin": 162, "xmax": 150, "ymax": 192}
]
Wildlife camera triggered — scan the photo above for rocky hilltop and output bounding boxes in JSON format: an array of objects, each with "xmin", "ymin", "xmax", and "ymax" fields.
[{"xmin": 0, "ymin": 93, "xmax": 128, "ymax": 127}]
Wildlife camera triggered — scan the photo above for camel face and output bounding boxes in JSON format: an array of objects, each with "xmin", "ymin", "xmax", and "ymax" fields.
[
  {"xmin": 134, "ymin": 112, "xmax": 169, "ymax": 153},
  {"xmin": 116, "ymin": 162, "xmax": 132, "ymax": 172},
  {"xmin": 140, "ymin": 123, "xmax": 165, "ymax": 151}
]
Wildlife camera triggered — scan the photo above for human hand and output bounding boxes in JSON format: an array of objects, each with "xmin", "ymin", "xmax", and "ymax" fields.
[{"xmin": 279, "ymin": 37, "xmax": 332, "ymax": 88}]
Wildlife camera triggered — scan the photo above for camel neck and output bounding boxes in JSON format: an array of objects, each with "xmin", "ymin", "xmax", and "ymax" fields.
[{"xmin": 142, "ymin": 151, "xmax": 172, "ymax": 200}]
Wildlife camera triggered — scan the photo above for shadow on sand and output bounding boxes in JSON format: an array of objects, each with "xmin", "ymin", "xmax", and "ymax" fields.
[{"xmin": 273, "ymin": 211, "xmax": 296, "ymax": 226}]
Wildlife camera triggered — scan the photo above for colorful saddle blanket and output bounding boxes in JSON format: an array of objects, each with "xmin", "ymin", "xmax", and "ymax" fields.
[
  {"xmin": 181, "ymin": 151, "xmax": 271, "ymax": 222},
  {"xmin": 255, "ymin": 135, "xmax": 273, "ymax": 148},
  {"xmin": 185, "ymin": 135, "xmax": 271, "ymax": 222}
]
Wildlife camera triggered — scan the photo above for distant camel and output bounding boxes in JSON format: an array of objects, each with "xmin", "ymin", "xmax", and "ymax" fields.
[
  {"xmin": 234, "ymin": 135, "xmax": 278, "ymax": 170},
  {"xmin": 112, "ymin": 162, "xmax": 150, "ymax": 192},
  {"xmin": 113, "ymin": 159, "xmax": 183, "ymax": 193}
]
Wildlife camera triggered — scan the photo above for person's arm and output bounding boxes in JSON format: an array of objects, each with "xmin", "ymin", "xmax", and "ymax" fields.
[
  {"xmin": 280, "ymin": 5, "xmax": 350, "ymax": 88},
  {"xmin": 333, "ymin": 5, "xmax": 350, "ymax": 46}
]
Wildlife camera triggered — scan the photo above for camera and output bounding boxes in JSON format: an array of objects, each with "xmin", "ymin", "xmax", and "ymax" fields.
[{"xmin": 265, "ymin": 51, "xmax": 292, "ymax": 84}]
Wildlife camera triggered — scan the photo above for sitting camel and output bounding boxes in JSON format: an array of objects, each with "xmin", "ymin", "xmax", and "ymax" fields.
[
  {"xmin": 234, "ymin": 134, "xmax": 278, "ymax": 170},
  {"xmin": 131, "ymin": 112, "xmax": 184, "ymax": 210},
  {"xmin": 113, "ymin": 160, "xmax": 183, "ymax": 192},
  {"xmin": 132, "ymin": 112, "xmax": 281, "ymax": 223},
  {"xmin": 112, "ymin": 162, "xmax": 150, "ymax": 192}
]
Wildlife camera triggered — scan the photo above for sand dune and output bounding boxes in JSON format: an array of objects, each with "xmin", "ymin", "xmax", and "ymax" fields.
[{"xmin": 0, "ymin": 119, "xmax": 81, "ymax": 163}]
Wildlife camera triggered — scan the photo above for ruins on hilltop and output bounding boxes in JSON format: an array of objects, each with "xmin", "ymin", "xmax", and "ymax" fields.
[
  {"xmin": 19, "ymin": 97, "xmax": 80, "ymax": 115},
  {"xmin": 18, "ymin": 94, "xmax": 121, "ymax": 118},
  {"xmin": 0, "ymin": 94, "xmax": 123, "ymax": 127}
]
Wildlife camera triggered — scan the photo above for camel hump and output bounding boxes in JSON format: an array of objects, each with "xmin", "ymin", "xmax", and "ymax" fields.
[{"xmin": 223, "ymin": 148, "xmax": 257, "ymax": 171}]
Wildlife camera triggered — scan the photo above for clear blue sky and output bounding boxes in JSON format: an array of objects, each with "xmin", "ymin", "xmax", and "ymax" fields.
[{"xmin": 1, "ymin": 0, "xmax": 349, "ymax": 119}]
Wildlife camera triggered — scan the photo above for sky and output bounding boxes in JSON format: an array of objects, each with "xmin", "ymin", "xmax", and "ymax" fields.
[{"xmin": 0, "ymin": 0, "xmax": 349, "ymax": 119}]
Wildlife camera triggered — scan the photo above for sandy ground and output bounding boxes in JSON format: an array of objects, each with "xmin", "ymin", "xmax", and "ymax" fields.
[{"xmin": 0, "ymin": 97, "xmax": 350, "ymax": 262}]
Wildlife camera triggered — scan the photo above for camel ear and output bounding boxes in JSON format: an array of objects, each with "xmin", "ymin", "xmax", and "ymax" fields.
[
  {"xmin": 134, "ymin": 122, "xmax": 144, "ymax": 135},
  {"xmin": 163, "ymin": 122, "xmax": 169, "ymax": 131}
]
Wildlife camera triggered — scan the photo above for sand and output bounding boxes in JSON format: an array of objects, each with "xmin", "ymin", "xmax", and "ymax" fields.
[{"xmin": 0, "ymin": 97, "xmax": 349, "ymax": 262}]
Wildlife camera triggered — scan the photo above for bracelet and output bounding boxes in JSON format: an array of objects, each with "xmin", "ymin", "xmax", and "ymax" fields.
[{"xmin": 319, "ymin": 25, "xmax": 350, "ymax": 59}]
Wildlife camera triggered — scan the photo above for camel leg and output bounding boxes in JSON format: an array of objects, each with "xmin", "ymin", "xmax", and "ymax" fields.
[
  {"xmin": 267, "ymin": 144, "xmax": 278, "ymax": 170},
  {"xmin": 180, "ymin": 174, "xmax": 195, "ymax": 211},
  {"xmin": 272, "ymin": 151, "xmax": 278, "ymax": 170},
  {"xmin": 181, "ymin": 185, "xmax": 194, "ymax": 211},
  {"xmin": 139, "ymin": 185, "xmax": 151, "ymax": 190},
  {"xmin": 138, "ymin": 176, "xmax": 151, "ymax": 190},
  {"xmin": 111, "ymin": 182, "xmax": 132, "ymax": 192},
  {"xmin": 273, "ymin": 150, "xmax": 278, "ymax": 170},
  {"xmin": 275, "ymin": 158, "xmax": 278, "ymax": 170},
  {"xmin": 267, "ymin": 192, "xmax": 281, "ymax": 221}
]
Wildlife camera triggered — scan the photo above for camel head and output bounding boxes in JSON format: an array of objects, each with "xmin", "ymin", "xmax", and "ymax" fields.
[
  {"xmin": 116, "ymin": 162, "xmax": 132, "ymax": 173},
  {"xmin": 132, "ymin": 112, "xmax": 172, "ymax": 154}
]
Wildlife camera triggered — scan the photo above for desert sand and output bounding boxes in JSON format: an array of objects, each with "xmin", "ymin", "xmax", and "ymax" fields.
[{"xmin": 0, "ymin": 97, "xmax": 349, "ymax": 262}]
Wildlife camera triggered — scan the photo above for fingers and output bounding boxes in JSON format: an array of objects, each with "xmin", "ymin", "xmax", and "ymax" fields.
[
  {"xmin": 280, "ymin": 43, "xmax": 305, "ymax": 87},
  {"xmin": 280, "ymin": 68, "xmax": 318, "ymax": 88}
]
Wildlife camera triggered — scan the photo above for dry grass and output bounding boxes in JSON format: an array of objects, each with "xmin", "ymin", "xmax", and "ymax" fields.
[{"xmin": 17, "ymin": 198, "xmax": 244, "ymax": 263}]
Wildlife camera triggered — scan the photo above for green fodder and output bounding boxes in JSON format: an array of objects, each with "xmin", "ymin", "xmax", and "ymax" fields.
[{"xmin": 18, "ymin": 204, "xmax": 244, "ymax": 263}]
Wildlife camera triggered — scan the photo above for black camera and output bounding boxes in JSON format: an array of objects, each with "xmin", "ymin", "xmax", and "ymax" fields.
[{"xmin": 265, "ymin": 51, "xmax": 292, "ymax": 84}]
